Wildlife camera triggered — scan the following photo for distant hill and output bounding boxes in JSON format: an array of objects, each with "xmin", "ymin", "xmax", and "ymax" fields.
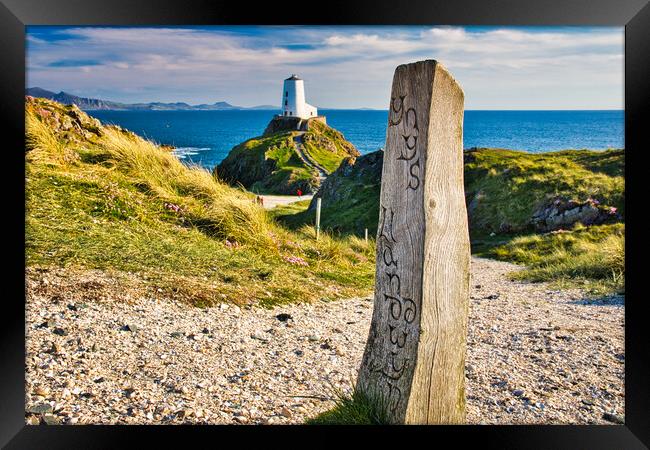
[{"xmin": 25, "ymin": 87, "xmax": 278, "ymax": 111}]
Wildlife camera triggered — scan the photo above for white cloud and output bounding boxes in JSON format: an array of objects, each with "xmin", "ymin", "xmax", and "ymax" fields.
[{"xmin": 26, "ymin": 26, "xmax": 623, "ymax": 109}]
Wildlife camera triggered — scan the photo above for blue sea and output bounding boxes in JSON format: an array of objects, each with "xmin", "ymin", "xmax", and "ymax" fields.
[{"xmin": 89, "ymin": 109, "xmax": 624, "ymax": 170}]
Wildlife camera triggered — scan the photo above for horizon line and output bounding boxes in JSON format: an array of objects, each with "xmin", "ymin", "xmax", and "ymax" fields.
[{"xmin": 25, "ymin": 88, "xmax": 623, "ymax": 112}]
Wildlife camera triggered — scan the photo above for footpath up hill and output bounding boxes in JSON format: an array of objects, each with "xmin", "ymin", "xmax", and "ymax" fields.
[{"xmin": 215, "ymin": 117, "xmax": 359, "ymax": 195}]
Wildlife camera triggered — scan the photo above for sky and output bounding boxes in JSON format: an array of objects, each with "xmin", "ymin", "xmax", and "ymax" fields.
[{"xmin": 26, "ymin": 26, "xmax": 624, "ymax": 110}]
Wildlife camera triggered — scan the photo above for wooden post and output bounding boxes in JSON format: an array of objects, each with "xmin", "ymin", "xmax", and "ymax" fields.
[
  {"xmin": 356, "ymin": 60, "xmax": 470, "ymax": 424},
  {"xmin": 364, "ymin": 228, "xmax": 369, "ymax": 243},
  {"xmin": 315, "ymin": 197, "xmax": 322, "ymax": 240}
]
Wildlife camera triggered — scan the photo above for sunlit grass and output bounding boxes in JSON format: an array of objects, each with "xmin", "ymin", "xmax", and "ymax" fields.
[{"xmin": 26, "ymin": 98, "xmax": 375, "ymax": 307}]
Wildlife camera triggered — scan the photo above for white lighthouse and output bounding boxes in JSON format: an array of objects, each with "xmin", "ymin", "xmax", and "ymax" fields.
[{"xmin": 281, "ymin": 74, "xmax": 318, "ymax": 119}]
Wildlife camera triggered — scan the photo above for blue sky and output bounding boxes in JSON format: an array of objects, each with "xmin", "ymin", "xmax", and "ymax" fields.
[{"xmin": 26, "ymin": 26, "xmax": 624, "ymax": 110}]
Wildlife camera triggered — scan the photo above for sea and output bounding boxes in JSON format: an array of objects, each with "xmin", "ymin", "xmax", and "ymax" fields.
[{"xmin": 88, "ymin": 109, "xmax": 624, "ymax": 170}]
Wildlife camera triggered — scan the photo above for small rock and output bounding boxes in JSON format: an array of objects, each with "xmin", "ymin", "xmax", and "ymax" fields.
[
  {"xmin": 513, "ymin": 390, "xmax": 524, "ymax": 397},
  {"xmin": 280, "ymin": 407, "xmax": 292, "ymax": 418},
  {"xmin": 276, "ymin": 313, "xmax": 293, "ymax": 322},
  {"xmin": 123, "ymin": 388, "xmax": 136, "ymax": 398},
  {"xmin": 170, "ymin": 332, "xmax": 184, "ymax": 338},
  {"xmin": 308, "ymin": 334, "xmax": 320, "ymax": 342},
  {"xmin": 33, "ymin": 386, "xmax": 50, "ymax": 397},
  {"xmin": 42, "ymin": 414, "xmax": 60, "ymax": 425},
  {"xmin": 52, "ymin": 328, "xmax": 67, "ymax": 336},
  {"xmin": 27, "ymin": 403, "xmax": 53, "ymax": 414},
  {"xmin": 26, "ymin": 415, "xmax": 40, "ymax": 425},
  {"xmin": 201, "ymin": 328, "xmax": 210, "ymax": 334},
  {"xmin": 119, "ymin": 324, "xmax": 137, "ymax": 332},
  {"xmin": 67, "ymin": 304, "xmax": 78, "ymax": 311},
  {"xmin": 602, "ymin": 412, "xmax": 624, "ymax": 424},
  {"xmin": 251, "ymin": 332, "xmax": 269, "ymax": 343},
  {"xmin": 233, "ymin": 415, "xmax": 248, "ymax": 424}
]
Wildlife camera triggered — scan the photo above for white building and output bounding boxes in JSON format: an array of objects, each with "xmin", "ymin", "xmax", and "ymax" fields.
[{"xmin": 281, "ymin": 74, "xmax": 318, "ymax": 119}]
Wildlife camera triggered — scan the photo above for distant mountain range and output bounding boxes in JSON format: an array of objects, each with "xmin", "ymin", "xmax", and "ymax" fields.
[{"xmin": 26, "ymin": 87, "xmax": 278, "ymax": 111}]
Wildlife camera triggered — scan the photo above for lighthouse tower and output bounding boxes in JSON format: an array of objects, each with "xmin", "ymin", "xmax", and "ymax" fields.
[{"xmin": 281, "ymin": 74, "xmax": 318, "ymax": 119}]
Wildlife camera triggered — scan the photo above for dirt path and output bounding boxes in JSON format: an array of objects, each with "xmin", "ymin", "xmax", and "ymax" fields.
[
  {"xmin": 293, "ymin": 132, "xmax": 328, "ymax": 182},
  {"xmin": 25, "ymin": 257, "xmax": 624, "ymax": 425},
  {"xmin": 258, "ymin": 194, "xmax": 313, "ymax": 210}
]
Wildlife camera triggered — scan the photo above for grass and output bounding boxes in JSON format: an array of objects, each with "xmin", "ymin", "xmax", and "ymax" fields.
[
  {"xmin": 306, "ymin": 390, "xmax": 387, "ymax": 425},
  {"xmin": 479, "ymin": 223, "xmax": 625, "ymax": 295},
  {"xmin": 301, "ymin": 119, "xmax": 359, "ymax": 174},
  {"xmin": 26, "ymin": 97, "xmax": 375, "ymax": 307},
  {"xmin": 217, "ymin": 118, "xmax": 358, "ymax": 194},
  {"xmin": 273, "ymin": 153, "xmax": 381, "ymax": 238},
  {"xmin": 272, "ymin": 147, "xmax": 625, "ymax": 295},
  {"xmin": 216, "ymin": 132, "xmax": 317, "ymax": 195},
  {"xmin": 465, "ymin": 148, "xmax": 624, "ymax": 233}
]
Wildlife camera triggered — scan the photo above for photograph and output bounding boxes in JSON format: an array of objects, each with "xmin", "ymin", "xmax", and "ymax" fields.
[{"xmin": 21, "ymin": 23, "xmax": 628, "ymax": 427}]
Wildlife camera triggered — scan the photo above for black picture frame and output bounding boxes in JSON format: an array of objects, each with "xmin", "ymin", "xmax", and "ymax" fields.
[{"xmin": 2, "ymin": 0, "xmax": 648, "ymax": 447}]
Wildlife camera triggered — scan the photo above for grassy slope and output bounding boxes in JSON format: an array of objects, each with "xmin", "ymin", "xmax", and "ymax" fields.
[
  {"xmin": 216, "ymin": 132, "xmax": 316, "ymax": 195},
  {"xmin": 217, "ymin": 119, "xmax": 358, "ymax": 194},
  {"xmin": 26, "ymin": 98, "xmax": 375, "ymax": 307},
  {"xmin": 274, "ymin": 174, "xmax": 380, "ymax": 238},
  {"xmin": 301, "ymin": 120, "xmax": 359, "ymax": 174},
  {"xmin": 465, "ymin": 148, "xmax": 624, "ymax": 233},
  {"xmin": 273, "ymin": 148, "xmax": 625, "ymax": 294}
]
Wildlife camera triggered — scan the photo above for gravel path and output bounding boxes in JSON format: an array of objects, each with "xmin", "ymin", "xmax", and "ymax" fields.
[
  {"xmin": 259, "ymin": 194, "xmax": 313, "ymax": 210},
  {"xmin": 25, "ymin": 257, "xmax": 624, "ymax": 425}
]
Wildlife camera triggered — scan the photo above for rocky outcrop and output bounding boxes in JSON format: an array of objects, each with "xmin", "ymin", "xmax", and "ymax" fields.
[
  {"xmin": 27, "ymin": 96, "xmax": 105, "ymax": 144},
  {"xmin": 531, "ymin": 197, "xmax": 620, "ymax": 232}
]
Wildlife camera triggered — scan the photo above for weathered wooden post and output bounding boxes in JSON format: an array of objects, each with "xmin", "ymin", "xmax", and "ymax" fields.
[
  {"xmin": 315, "ymin": 197, "xmax": 322, "ymax": 240},
  {"xmin": 365, "ymin": 228, "xmax": 369, "ymax": 243},
  {"xmin": 356, "ymin": 60, "xmax": 470, "ymax": 424}
]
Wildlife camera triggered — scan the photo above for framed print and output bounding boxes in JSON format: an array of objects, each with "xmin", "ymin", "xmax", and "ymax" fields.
[{"xmin": 1, "ymin": 0, "xmax": 648, "ymax": 447}]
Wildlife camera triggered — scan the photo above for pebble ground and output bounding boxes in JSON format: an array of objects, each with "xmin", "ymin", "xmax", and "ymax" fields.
[{"xmin": 25, "ymin": 257, "xmax": 624, "ymax": 425}]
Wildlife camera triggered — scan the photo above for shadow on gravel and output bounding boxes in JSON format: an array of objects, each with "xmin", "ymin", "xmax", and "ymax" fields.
[{"xmin": 565, "ymin": 295, "xmax": 625, "ymax": 306}]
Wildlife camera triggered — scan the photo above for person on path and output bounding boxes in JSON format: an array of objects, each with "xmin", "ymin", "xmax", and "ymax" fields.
[{"xmin": 297, "ymin": 189, "xmax": 302, "ymax": 199}]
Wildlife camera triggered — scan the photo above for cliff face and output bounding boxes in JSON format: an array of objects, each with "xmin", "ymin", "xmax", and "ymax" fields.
[{"xmin": 215, "ymin": 117, "xmax": 359, "ymax": 195}]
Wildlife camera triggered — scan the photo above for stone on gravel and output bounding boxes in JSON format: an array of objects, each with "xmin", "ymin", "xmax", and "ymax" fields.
[
  {"xmin": 27, "ymin": 403, "xmax": 53, "ymax": 414},
  {"xmin": 602, "ymin": 412, "xmax": 624, "ymax": 424}
]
